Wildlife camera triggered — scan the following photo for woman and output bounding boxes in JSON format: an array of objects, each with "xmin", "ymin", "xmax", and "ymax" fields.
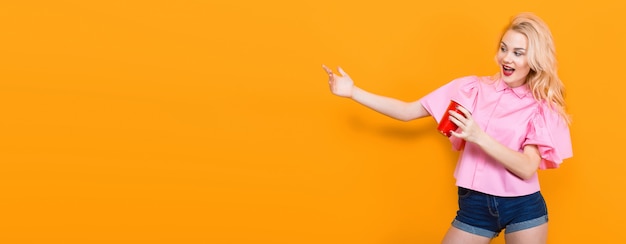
[{"xmin": 322, "ymin": 12, "xmax": 572, "ymax": 244}]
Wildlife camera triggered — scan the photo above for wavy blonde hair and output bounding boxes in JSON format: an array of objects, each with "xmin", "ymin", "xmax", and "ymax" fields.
[{"xmin": 498, "ymin": 13, "xmax": 570, "ymax": 123}]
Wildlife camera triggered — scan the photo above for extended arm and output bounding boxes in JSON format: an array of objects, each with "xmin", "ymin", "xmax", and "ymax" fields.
[{"xmin": 323, "ymin": 65, "xmax": 430, "ymax": 121}]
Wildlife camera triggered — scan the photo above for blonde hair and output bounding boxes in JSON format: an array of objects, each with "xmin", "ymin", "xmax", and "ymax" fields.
[{"xmin": 500, "ymin": 13, "xmax": 570, "ymax": 123}]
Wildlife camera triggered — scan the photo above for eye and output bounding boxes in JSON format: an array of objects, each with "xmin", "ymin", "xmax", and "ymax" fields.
[
  {"xmin": 500, "ymin": 46, "xmax": 506, "ymax": 52},
  {"xmin": 514, "ymin": 51, "xmax": 523, "ymax": 56}
]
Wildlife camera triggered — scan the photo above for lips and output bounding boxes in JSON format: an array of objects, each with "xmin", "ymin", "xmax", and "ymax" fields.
[{"xmin": 502, "ymin": 65, "xmax": 515, "ymax": 76}]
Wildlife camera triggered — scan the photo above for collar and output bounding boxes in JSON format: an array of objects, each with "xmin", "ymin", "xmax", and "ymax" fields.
[{"xmin": 494, "ymin": 78, "xmax": 531, "ymax": 99}]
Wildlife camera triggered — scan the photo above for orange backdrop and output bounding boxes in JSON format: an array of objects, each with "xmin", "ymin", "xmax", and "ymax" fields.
[{"xmin": 1, "ymin": 0, "xmax": 624, "ymax": 243}]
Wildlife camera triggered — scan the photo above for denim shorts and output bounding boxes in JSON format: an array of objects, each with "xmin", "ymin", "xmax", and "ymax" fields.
[{"xmin": 452, "ymin": 187, "xmax": 548, "ymax": 238}]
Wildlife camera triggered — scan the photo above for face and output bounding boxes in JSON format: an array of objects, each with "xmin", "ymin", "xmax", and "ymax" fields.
[{"xmin": 496, "ymin": 30, "xmax": 531, "ymax": 87}]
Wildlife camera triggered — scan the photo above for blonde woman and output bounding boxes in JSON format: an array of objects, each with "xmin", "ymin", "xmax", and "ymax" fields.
[{"xmin": 323, "ymin": 12, "xmax": 572, "ymax": 244}]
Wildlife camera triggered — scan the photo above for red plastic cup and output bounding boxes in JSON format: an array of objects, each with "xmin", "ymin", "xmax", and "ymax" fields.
[{"xmin": 437, "ymin": 100, "xmax": 465, "ymax": 137}]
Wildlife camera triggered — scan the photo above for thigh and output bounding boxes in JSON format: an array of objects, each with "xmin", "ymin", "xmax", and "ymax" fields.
[
  {"xmin": 442, "ymin": 226, "xmax": 491, "ymax": 244},
  {"xmin": 454, "ymin": 187, "xmax": 501, "ymax": 237},
  {"xmin": 500, "ymin": 191, "xmax": 548, "ymax": 230},
  {"xmin": 504, "ymin": 223, "xmax": 548, "ymax": 244}
]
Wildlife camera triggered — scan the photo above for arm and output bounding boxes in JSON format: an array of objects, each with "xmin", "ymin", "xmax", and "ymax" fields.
[
  {"xmin": 351, "ymin": 86, "xmax": 430, "ymax": 121},
  {"xmin": 474, "ymin": 137, "xmax": 541, "ymax": 180},
  {"xmin": 449, "ymin": 107, "xmax": 541, "ymax": 180},
  {"xmin": 323, "ymin": 65, "xmax": 430, "ymax": 121}
]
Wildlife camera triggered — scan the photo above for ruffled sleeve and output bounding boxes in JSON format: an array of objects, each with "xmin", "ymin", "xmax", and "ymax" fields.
[
  {"xmin": 419, "ymin": 76, "xmax": 480, "ymax": 150},
  {"xmin": 419, "ymin": 76, "xmax": 480, "ymax": 123},
  {"xmin": 524, "ymin": 104, "xmax": 573, "ymax": 169}
]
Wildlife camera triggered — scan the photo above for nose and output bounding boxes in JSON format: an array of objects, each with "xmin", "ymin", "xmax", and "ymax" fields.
[{"xmin": 503, "ymin": 52, "xmax": 514, "ymax": 64}]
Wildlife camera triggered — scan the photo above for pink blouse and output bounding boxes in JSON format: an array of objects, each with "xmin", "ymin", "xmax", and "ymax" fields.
[{"xmin": 420, "ymin": 76, "xmax": 573, "ymax": 197}]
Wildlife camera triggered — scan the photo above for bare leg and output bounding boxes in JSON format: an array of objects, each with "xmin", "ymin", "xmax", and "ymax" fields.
[
  {"xmin": 504, "ymin": 223, "xmax": 548, "ymax": 244},
  {"xmin": 442, "ymin": 226, "xmax": 492, "ymax": 244}
]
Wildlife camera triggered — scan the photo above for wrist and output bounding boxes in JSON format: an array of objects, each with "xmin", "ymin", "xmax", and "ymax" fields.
[
  {"xmin": 350, "ymin": 85, "xmax": 359, "ymax": 99},
  {"xmin": 474, "ymin": 131, "xmax": 491, "ymax": 148}
]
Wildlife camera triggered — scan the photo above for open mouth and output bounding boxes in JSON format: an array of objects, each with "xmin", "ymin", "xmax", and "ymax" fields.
[{"xmin": 503, "ymin": 65, "xmax": 515, "ymax": 76}]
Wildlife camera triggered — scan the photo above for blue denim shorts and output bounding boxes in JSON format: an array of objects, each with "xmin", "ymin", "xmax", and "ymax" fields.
[{"xmin": 452, "ymin": 187, "xmax": 548, "ymax": 238}]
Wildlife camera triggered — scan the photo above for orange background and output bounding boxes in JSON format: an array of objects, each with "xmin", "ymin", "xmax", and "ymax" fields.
[{"xmin": 1, "ymin": 0, "xmax": 624, "ymax": 243}]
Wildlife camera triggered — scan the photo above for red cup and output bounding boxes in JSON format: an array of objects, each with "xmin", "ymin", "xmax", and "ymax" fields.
[{"xmin": 437, "ymin": 100, "xmax": 465, "ymax": 137}]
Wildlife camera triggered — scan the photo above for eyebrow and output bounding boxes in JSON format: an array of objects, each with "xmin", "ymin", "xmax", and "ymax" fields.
[{"xmin": 500, "ymin": 42, "xmax": 526, "ymax": 51}]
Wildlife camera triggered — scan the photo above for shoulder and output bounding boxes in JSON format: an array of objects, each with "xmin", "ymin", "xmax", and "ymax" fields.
[
  {"xmin": 447, "ymin": 75, "xmax": 495, "ymax": 95},
  {"xmin": 532, "ymin": 100, "xmax": 569, "ymax": 128}
]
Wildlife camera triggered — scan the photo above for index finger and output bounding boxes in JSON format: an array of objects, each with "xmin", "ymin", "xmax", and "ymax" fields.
[
  {"xmin": 456, "ymin": 105, "xmax": 472, "ymax": 118},
  {"xmin": 321, "ymin": 64, "xmax": 334, "ymax": 75}
]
